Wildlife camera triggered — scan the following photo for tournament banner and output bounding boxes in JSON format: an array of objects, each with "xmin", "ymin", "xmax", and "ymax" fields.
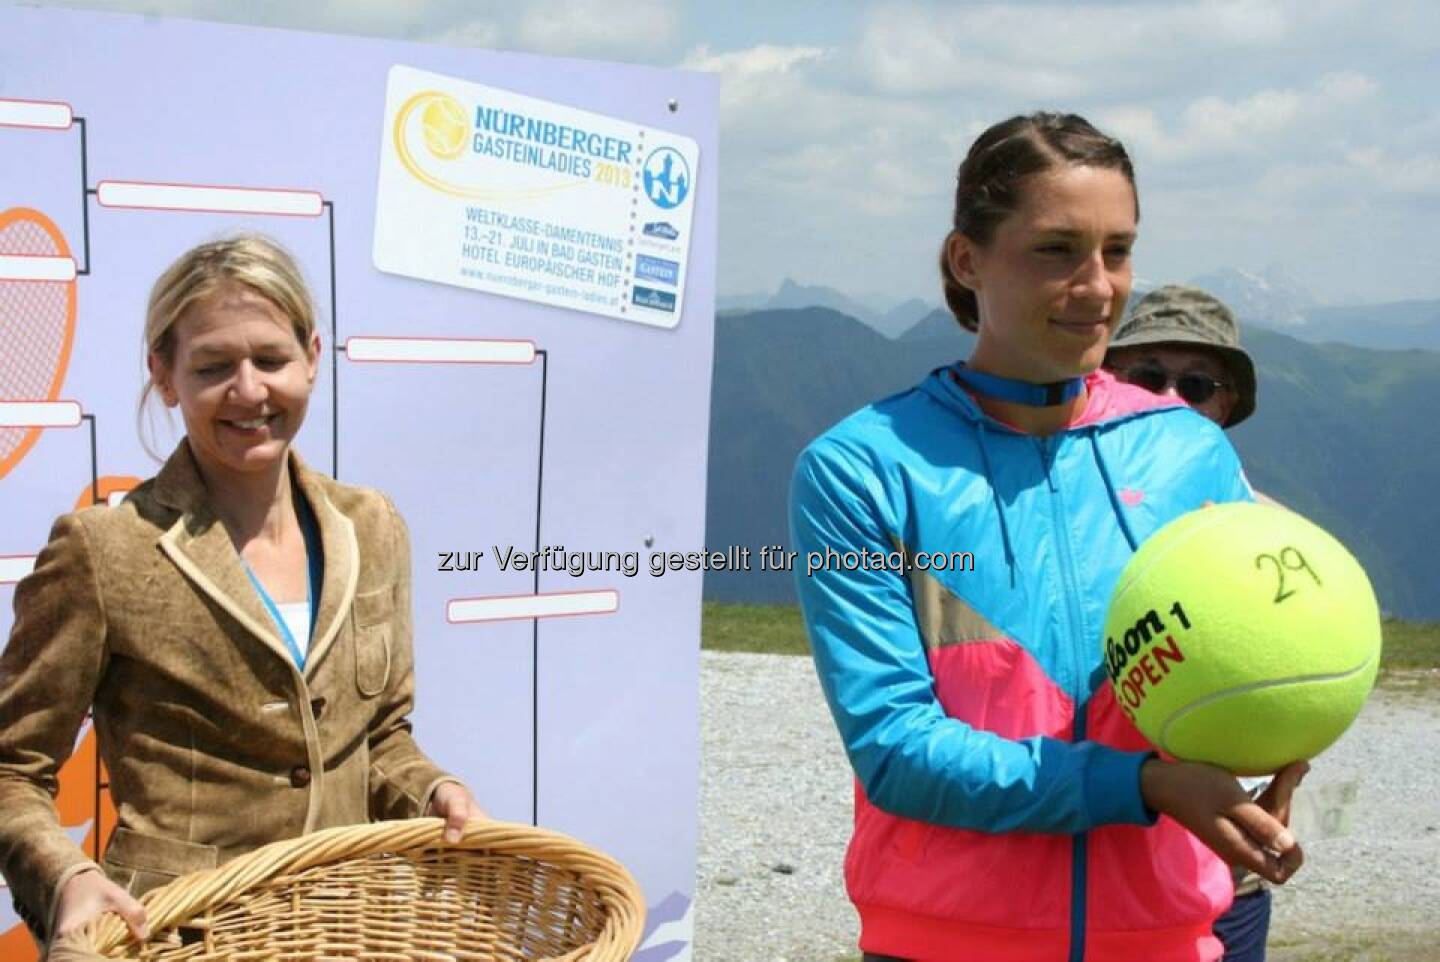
[
  {"xmin": 376, "ymin": 65, "xmax": 698, "ymax": 327},
  {"xmin": 0, "ymin": 7, "xmax": 716, "ymax": 960}
]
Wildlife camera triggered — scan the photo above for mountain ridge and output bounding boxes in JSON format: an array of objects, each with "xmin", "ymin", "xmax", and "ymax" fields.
[
  {"xmin": 704, "ymin": 306, "xmax": 1440, "ymax": 619},
  {"xmin": 722, "ymin": 276, "xmax": 1440, "ymax": 349}
]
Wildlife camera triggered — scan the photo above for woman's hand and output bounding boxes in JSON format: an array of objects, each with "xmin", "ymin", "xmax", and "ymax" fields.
[
  {"xmin": 53, "ymin": 868, "xmax": 148, "ymax": 942},
  {"xmin": 1141, "ymin": 757, "xmax": 1309, "ymax": 884},
  {"xmin": 427, "ymin": 781, "xmax": 487, "ymax": 843}
]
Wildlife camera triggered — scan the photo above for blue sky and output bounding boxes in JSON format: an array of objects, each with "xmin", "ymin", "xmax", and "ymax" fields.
[{"xmin": 14, "ymin": 0, "xmax": 1440, "ymax": 308}]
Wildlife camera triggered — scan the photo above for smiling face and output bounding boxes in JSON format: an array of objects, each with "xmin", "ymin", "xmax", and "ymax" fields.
[
  {"xmin": 150, "ymin": 282, "xmax": 319, "ymax": 480},
  {"xmin": 949, "ymin": 164, "xmax": 1137, "ymax": 383}
]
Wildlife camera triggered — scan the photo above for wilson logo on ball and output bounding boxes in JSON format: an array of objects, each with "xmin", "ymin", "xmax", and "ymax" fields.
[{"xmin": 1105, "ymin": 601, "xmax": 1192, "ymax": 717}]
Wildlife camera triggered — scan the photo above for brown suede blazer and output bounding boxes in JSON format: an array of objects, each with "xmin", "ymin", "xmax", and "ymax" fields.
[{"xmin": 0, "ymin": 441, "xmax": 456, "ymax": 937}]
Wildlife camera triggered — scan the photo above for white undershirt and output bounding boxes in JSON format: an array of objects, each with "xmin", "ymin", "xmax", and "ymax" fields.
[{"xmin": 277, "ymin": 601, "xmax": 311, "ymax": 657}]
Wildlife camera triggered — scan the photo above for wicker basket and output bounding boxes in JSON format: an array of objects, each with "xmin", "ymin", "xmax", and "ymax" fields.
[{"xmin": 50, "ymin": 817, "xmax": 645, "ymax": 961}]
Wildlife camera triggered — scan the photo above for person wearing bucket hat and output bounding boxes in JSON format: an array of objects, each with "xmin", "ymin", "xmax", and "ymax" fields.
[
  {"xmin": 1105, "ymin": 284, "xmax": 1257, "ymax": 428},
  {"xmin": 1108, "ymin": 283, "xmax": 1276, "ymax": 962}
]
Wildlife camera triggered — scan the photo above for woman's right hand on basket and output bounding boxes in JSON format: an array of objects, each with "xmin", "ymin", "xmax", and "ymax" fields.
[
  {"xmin": 1141, "ymin": 757, "xmax": 1308, "ymax": 885},
  {"xmin": 53, "ymin": 868, "xmax": 149, "ymax": 941}
]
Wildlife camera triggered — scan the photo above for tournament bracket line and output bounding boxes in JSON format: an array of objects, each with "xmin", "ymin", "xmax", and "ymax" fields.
[{"xmin": 342, "ymin": 337, "xmax": 612, "ymax": 826}]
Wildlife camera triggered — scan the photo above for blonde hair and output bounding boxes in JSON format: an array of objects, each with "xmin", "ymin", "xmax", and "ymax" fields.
[{"xmin": 139, "ymin": 235, "xmax": 317, "ymax": 454}]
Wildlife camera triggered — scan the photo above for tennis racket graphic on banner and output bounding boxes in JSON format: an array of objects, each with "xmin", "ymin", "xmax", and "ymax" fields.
[{"xmin": 0, "ymin": 207, "xmax": 78, "ymax": 481}]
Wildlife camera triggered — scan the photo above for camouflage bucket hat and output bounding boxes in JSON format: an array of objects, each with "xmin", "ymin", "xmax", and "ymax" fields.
[{"xmin": 1109, "ymin": 284, "xmax": 1257, "ymax": 426}]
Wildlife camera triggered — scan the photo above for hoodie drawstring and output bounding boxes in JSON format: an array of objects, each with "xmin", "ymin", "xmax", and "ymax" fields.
[
  {"xmin": 1089, "ymin": 433, "xmax": 1140, "ymax": 552},
  {"xmin": 973, "ymin": 420, "xmax": 1018, "ymax": 587}
]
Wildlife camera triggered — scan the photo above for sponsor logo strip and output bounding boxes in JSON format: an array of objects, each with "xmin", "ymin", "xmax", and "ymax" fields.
[
  {"xmin": 634, "ymin": 254, "xmax": 680, "ymax": 286},
  {"xmin": 632, "ymin": 285, "xmax": 677, "ymax": 312}
]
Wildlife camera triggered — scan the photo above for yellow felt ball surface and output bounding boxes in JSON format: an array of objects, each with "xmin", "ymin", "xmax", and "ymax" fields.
[
  {"xmin": 421, "ymin": 94, "xmax": 468, "ymax": 160},
  {"xmin": 1103, "ymin": 502, "xmax": 1381, "ymax": 774}
]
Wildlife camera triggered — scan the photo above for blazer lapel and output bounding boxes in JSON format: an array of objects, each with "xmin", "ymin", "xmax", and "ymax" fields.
[
  {"xmin": 292, "ymin": 455, "xmax": 358, "ymax": 677},
  {"xmin": 152, "ymin": 442, "xmax": 296, "ymax": 667}
]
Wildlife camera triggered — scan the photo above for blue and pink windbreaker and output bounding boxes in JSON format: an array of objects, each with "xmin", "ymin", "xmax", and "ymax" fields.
[{"xmin": 790, "ymin": 367, "xmax": 1251, "ymax": 962}]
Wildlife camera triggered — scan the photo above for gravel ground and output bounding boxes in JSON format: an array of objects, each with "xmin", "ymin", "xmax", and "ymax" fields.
[{"xmin": 696, "ymin": 652, "xmax": 1440, "ymax": 962}]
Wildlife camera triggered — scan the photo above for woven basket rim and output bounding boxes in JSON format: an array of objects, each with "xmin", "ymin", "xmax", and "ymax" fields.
[{"xmin": 59, "ymin": 817, "xmax": 645, "ymax": 961}]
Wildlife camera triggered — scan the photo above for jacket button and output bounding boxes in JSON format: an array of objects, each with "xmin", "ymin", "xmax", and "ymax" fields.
[
  {"xmin": 310, "ymin": 697, "xmax": 326, "ymax": 718},
  {"xmin": 290, "ymin": 765, "xmax": 311, "ymax": 788}
]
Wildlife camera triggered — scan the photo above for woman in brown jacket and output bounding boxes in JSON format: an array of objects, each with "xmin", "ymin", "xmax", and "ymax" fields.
[{"xmin": 0, "ymin": 236, "xmax": 483, "ymax": 947}]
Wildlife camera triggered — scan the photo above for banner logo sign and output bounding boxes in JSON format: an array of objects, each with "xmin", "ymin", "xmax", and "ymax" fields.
[
  {"xmin": 375, "ymin": 65, "xmax": 699, "ymax": 328},
  {"xmin": 635, "ymin": 254, "xmax": 680, "ymax": 286},
  {"xmin": 642, "ymin": 147, "xmax": 690, "ymax": 210}
]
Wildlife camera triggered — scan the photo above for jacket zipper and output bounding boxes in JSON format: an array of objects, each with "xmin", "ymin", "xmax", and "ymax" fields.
[{"xmin": 1040, "ymin": 435, "xmax": 1091, "ymax": 962}]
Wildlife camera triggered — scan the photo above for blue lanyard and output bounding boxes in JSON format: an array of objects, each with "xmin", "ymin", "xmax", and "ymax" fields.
[{"xmin": 243, "ymin": 492, "xmax": 324, "ymax": 669}]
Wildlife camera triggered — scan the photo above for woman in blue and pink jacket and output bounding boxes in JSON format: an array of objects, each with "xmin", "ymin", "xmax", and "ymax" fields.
[{"xmin": 790, "ymin": 113, "xmax": 1308, "ymax": 962}]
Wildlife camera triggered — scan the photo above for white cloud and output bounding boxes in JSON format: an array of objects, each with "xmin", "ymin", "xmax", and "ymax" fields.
[
  {"xmin": 313, "ymin": 0, "xmax": 437, "ymax": 34},
  {"xmin": 1315, "ymin": 69, "xmax": 1381, "ymax": 103},
  {"xmin": 677, "ymin": 43, "xmax": 829, "ymax": 122},
  {"xmin": 1097, "ymin": 105, "xmax": 1171, "ymax": 153},
  {"xmin": 430, "ymin": 18, "xmax": 502, "ymax": 49},
  {"xmin": 512, "ymin": 0, "xmax": 679, "ymax": 59},
  {"xmin": 859, "ymin": 10, "xmax": 1090, "ymax": 99},
  {"xmin": 1099, "ymin": 71, "xmax": 1380, "ymax": 163},
  {"xmin": 1183, "ymin": 90, "xmax": 1304, "ymax": 145},
  {"xmin": 858, "ymin": 0, "xmax": 1293, "ymax": 98},
  {"xmin": 90, "ymin": 0, "xmax": 454, "ymax": 37},
  {"xmin": 422, "ymin": 0, "xmax": 684, "ymax": 61},
  {"xmin": 679, "ymin": 43, "xmax": 826, "ymax": 79},
  {"xmin": 1346, "ymin": 148, "xmax": 1440, "ymax": 195}
]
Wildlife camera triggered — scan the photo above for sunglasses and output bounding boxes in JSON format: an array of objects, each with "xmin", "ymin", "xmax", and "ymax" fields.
[{"xmin": 1117, "ymin": 365, "xmax": 1229, "ymax": 405}]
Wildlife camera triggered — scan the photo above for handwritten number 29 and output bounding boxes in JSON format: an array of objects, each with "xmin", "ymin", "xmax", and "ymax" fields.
[{"xmin": 1255, "ymin": 546, "xmax": 1322, "ymax": 603}]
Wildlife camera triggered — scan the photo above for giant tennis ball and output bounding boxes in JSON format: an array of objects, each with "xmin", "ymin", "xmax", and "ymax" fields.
[{"xmin": 1103, "ymin": 502, "xmax": 1381, "ymax": 775}]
